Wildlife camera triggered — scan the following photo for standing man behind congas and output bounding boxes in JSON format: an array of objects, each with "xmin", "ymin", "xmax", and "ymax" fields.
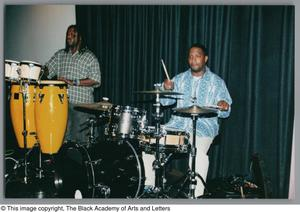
[{"xmin": 44, "ymin": 25, "xmax": 101, "ymax": 144}]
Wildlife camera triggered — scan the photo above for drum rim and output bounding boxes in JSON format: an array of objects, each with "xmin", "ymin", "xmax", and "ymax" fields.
[
  {"xmin": 5, "ymin": 59, "xmax": 20, "ymax": 64},
  {"xmin": 38, "ymin": 80, "xmax": 67, "ymax": 85},
  {"xmin": 20, "ymin": 60, "xmax": 42, "ymax": 67}
]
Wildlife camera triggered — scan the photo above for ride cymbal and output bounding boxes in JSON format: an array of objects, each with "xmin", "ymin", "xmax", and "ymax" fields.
[
  {"xmin": 134, "ymin": 90, "xmax": 183, "ymax": 95},
  {"xmin": 173, "ymin": 105, "xmax": 218, "ymax": 115}
]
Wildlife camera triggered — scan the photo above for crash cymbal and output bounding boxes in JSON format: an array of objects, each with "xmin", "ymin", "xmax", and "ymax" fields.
[
  {"xmin": 75, "ymin": 101, "xmax": 113, "ymax": 111},
  {"xmin": 134, "ymin": 90, "xmax": 183, "ymax": 95},
  {"xmin": 173, "ymin": 105, "xmax": 218, "ymax": 115}
]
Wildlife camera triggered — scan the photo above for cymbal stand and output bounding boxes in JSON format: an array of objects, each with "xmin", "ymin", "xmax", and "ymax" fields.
[
  {"xmin": 160, "ymin": 152, "xmax": 173, "ymax": 191},
  {"xmin": 152, "ymin": 84, "xmax": 162, "ymax": 190},
  {"xmin": 188, "ymin": 114, "xmax": 199, "ymax": 198},
  {"xmin": 176, "ymin": 113, "xmax": 206, "ymax": 199},
  {"xmin": 151, "ymin": 84, "xmax": 169, "ymax": 196}
]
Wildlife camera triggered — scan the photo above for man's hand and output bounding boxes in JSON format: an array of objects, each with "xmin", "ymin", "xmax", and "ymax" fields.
[
  {"xmin": 217, "ymin": 100, "xmax": 230, "ymax": 111},
  {"xmin": 163, "ymin": 79, "xmax": 174, "ymax": 90},
  {"xmin": 58, "ymin": 77, "xmax": 74, "ymax": 85}
]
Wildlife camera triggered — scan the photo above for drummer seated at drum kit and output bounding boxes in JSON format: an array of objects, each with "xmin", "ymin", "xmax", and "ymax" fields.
[{"xmin": 143, "ymin": 43, "xmax": 232, "ymax": 198}]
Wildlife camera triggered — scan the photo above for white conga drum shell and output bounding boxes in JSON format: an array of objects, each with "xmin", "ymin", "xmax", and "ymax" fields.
[
  {"xmin": 35, "ymin": 80, "xmax": 68, "ymax": 154},
  {"xmin": 10, "ymin": 84, "xmax": 38, "ymax": 148},
  {"xmin": 5, "ymin": 60, "xmax": 20, "ymax": 80},
  {"xmin": 20, "ymin": 60, "xmax": 42, "ymax": 81}
]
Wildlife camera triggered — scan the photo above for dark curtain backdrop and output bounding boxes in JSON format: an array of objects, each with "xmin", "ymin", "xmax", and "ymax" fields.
[{"xmin": 75, "ymin": 5, "xmax": 294, "ymax": 198}]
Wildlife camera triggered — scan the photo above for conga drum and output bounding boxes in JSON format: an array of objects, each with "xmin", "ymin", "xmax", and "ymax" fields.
[
  {"xmin": 19, "ymin": 60, "xmax": 42, "ymax": 82},
  {"xmin": 5, "ymin": 60, "xmax": 20, "ymax": 81},
  {"xmin": 10, "ymin": 83, "xmax": 38, "ymax": 148},
  {"xmin": 35, "ymin": 80, "xmax": 68, "ymax": 154}
]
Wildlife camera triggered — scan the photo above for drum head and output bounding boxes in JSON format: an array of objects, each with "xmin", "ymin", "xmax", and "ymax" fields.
[
  {"xmin": 20, "ymin": 60, "xmax": 42, "ymax": 67},
  {"xmin": 5, "ymin": 59, "xmax": 20, "ymax": 64},
  {"xmin": 55, "ymin": 140, "xmax": 145, "ymax": 198}
]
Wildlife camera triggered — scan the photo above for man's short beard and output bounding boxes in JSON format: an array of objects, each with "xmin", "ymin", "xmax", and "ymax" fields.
[{"xmin": 191, "ymin": 66, "xmax": 204, "ymax": 73}]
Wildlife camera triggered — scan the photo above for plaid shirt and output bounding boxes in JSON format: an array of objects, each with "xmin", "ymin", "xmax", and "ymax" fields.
[{"xmin": 45, "ymin": 48, "xmax": 101, "ymax": 104}]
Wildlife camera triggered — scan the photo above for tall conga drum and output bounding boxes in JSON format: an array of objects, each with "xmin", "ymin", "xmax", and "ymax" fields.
[
  {"xmin": 35, "ymin": 80, "xmax": 68, "ymax": 154},
  {"xmin": 10, "ymin": 83, "xmax": 38, "ymax": 148}
]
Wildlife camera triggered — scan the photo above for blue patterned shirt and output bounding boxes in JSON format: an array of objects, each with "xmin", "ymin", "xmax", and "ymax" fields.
[
  {"xmin": 161, "ymin": 66, "xmax": 232, "ymax": 138},
  {"xmin": 45, "ymin": 48, "xmax": 101, "ymax": 104}
]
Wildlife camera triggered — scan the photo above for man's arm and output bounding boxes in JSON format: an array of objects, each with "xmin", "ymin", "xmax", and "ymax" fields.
[{"xmin": 57, "ymin": 77, "xmax": 99, "ymax": 86}]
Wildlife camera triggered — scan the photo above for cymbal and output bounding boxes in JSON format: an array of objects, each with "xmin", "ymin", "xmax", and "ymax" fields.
[
  {"xmin": 134, "ymin": 90, "xmax": 183, "ymax": 95},
  {"xmin": 173, "ymin": 105, "xmax": 218, "ymax": 115},
  {"xmin": 75, "ymin": 101, "xmax": 113, "ymax": 112}
]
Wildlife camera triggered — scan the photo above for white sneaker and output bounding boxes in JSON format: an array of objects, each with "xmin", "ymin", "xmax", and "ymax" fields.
[{"xmin": 74, "ymin": 190, "xmax": 83, "ymax": 199}]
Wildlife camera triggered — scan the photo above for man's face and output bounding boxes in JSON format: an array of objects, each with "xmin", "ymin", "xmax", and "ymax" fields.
[
  {"xmin": 188, "ymin": 47, "xmax": 208, "ymax": 72},
  {"xmin": 66, "ymin": 27, "xmax": 79, "ymax": 48}
]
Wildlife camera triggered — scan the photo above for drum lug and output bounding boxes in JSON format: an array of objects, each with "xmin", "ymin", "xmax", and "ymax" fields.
[
  {"xmin": 86, "ymin": 159, "xmax": 102, "ymax": 166},
  {"xmin": 129, "ymin": 176, "xmax": 138, "ymax": 182},
  {"xmin": 126, "ymin": 155, "xmax": 135, "ymax": 161},
  {"xmin": 94, "ymin": 184, "xmax": 111, "ymax": 198},
  {"xmin": 117, "ymin": 140, "xmax": 124, "ymax": 145}
]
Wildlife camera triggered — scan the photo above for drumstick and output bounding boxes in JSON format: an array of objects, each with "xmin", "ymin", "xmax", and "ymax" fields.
[{"xmin": 161, "ymin": 59, "xmax": 170, "ymax": 80}]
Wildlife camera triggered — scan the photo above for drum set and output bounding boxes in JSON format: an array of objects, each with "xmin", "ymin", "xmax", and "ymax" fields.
[{"xmin": 4, "ymin": 59, "xmax": 219, "ymax": 199}]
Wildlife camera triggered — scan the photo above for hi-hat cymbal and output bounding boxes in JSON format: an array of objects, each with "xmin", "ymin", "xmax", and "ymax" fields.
[
  {"xmin": 134, "ymin": 90, "xmax": 183, "ymax": 95},
  {"xmin": 173, "ymin": 105, "xmax": 218, "ymax": 115},
  {"xmin": 75, "ymin": 101, "xmax": 113, "ymax": 112}
]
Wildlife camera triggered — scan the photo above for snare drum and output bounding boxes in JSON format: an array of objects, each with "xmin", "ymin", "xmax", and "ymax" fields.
[
  {"xmin": 35, "ymin": 80, "xmax": 68, "ymax": 154},
  {"xmin": 5, "ymin": 60, "xmax": 20, "ymax": 81},
  {"xmin": 140, "ymin": 128, "xmax": 190, "ymax": 154},
  {"xmin": 105, "ymin": 105, "xmax": 147, "ymax": 139},
  {"xmin": 20, "ymin": 60, "xmax": 42, "ymax": 81}
]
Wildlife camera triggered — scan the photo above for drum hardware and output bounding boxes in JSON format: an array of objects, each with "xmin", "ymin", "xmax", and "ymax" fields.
[
  {"xmin": 85, "ymin": 158, "xmax": 103, "ymax": 166},
  {"xmin": 19, "ymin": 79, "xmax": 32, "ymax": 184},
  {"xmin": 135, "ymin": 84, "xmax": 183, "ymax": 198},
  {"xmin": 172, "ymin": 104, "xmax": 218, "ymax": 199},
  {"xmin": 5, "ymin": 156, "xmax": 20, "ymax": 179},
  {"xmin": 80, "ymin": 117, "xmax": 98, "ymax": 147},
  {"xmin": 94, "ymin": 184, "xmax": 111, "ymax": 198}
]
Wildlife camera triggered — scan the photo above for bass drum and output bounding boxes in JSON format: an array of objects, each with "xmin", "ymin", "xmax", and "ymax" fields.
[{"xmin": 55, "ymin": 139, "xmax": 145, "ymax": 198}]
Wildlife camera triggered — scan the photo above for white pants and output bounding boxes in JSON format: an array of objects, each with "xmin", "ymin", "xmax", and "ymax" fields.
[
  {"xmin": 142, "ymin": 136, "xmax": 213, "ymax": 197},
  {"xmin": 192, "ymin": 136, "xmax": 213, "ymax": 197}
]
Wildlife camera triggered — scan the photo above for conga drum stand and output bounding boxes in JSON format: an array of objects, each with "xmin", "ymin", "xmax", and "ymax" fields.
[{"xmin": 19, "ymin": 79, "xmax": 30, "ymax": 184}]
